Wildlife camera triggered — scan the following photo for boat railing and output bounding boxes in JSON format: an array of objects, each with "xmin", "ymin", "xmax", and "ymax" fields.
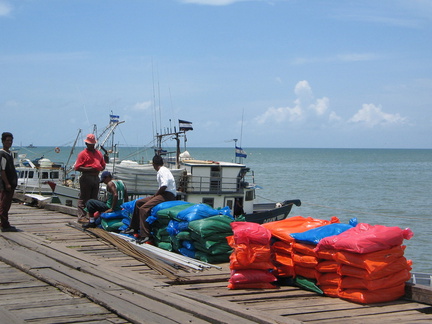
[
  {"xmin": 183, "ymin": 174, "xmax": 242, "ymax": 195},
  {"xmin": 409, "ymin": 272, "xmax": 432, "ymax": 287}
]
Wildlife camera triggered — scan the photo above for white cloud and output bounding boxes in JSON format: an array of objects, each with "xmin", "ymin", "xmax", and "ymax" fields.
[
  {"xmin": 254, "ymin": 80, "xmax": 329, "ymax": 124},
  {"xmin": 348, "ymin": 103, "xmax": 407, "ymax": 127},
  {"xmin": 254, "ymin": 106, "xmax": 302, "ymax": 124},
  {"xmin": 329, "ymin": 111, "xmax": 342, "ymax": 122},
  {"xmin": 0, "ymin": 1, "xmax": 12, "ymax": 16},
  {"xmin": 131, "ymin": 101, "xmax": 152, "ymax": 111},
  {"xmin": 311, "ymin": 97, "xmax": 329, "ymax": 116}
]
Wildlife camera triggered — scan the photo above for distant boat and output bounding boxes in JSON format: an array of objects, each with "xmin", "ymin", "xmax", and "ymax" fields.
[{"xmin": 27, "ymin": 144, "xmax": 37, "ymax": 148}]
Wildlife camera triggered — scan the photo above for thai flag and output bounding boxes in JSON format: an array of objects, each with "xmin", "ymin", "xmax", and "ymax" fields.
[
  {"xmin": 179, "ymin": 119, "xmax": 193, "ymax": 131},
  {"xmin": 235, "ymin": 146, "xmax": 247, "ymax": 158}
]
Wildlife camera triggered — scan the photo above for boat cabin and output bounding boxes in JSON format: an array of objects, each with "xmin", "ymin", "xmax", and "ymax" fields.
[{"xmin": 178, "ymin": 160, "xmax": 256, "ymax": 215}]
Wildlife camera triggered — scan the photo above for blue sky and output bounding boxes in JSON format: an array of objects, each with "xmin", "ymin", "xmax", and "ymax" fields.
[{"xmin": 1, "ymin": 0, "xmax": 431, "ymax": 149}]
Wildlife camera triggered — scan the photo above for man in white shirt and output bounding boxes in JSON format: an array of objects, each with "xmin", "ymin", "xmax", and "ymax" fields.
[{"xmin": 123, "ymin": 154, "xmax": 176, "ymax": 244}]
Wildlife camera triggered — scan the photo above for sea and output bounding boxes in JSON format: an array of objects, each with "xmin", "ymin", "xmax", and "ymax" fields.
[{"xmin": 15, "ymin": 145, "xmax": 432, "ymax": 274}]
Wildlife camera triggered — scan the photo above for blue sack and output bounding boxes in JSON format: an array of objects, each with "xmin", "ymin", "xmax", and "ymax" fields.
[
  {"xmin": 166, "ymin": 220, "xmax": 189, "ymax": 236},
  {"xmin": 179, "ymin": 247, "xmax": 196, "ymax": 258},
  {"xmin": 177, "ymin": 204, "xmax": 220, "ymax": 222},
  {"xmin": 151, "ymin": 200, "xmax": 191, "ymax": 217},
  {"xmin": 100, "ymin": 209, "xmax": 124, "ymax": 219},
  {"xmin": 290, "ymin": 218, "xmax": 358, "ymax": 244},
  {"xmin": 121, "ymin": 199, "xmax": 141, "ymax": 214},
  {"xmin": 217, "ymin": 206, "xmax": 234, "ymax": 219},
  {"xmin": 182, "ymin": 240, "xmax": 195, "ymax": 251}
]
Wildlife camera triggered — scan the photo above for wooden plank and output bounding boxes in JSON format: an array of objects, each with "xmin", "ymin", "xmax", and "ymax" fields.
[
  {"xmin": 4, "ymin": 203, "xmax": 432, "ymax": 324},
  {"xmin": 0, "ymin": 306, "xmax": 25, "ymax": 324},
  {"xmin": 0, "ymin": 236, "xmax": 284, "ymax": 324},
  {"xmin": 405, "ymin": 282, "xmax": 432, "ymax": 305}
]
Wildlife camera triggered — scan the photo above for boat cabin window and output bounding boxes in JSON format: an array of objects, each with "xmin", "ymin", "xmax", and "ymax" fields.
[
  {"xmin": 225, "ymin": 198, "xmax": 234, "ymax": 211},
  {"xmin": 28, "ymin": 171, "xmax": 34, "ymax": 178},
  {"xmin": 202, "ymin": 198, "xmax": 214, "ymax": 208},
  {"xmin": 51, "ymin": 171, "xmax": 59, "ymax": 179},
  {"xmin": 245, "ymin": 190, "xmax": 255, "ymax": 201},
  {"xmin": 42, "ymin": 172, "xmax": 49, "ymax": 179}
]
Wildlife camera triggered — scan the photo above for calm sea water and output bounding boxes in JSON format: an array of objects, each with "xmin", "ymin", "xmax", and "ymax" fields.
[{"xmin": 15, "ymin": 145, "xmax": 432, "ymax": 273}]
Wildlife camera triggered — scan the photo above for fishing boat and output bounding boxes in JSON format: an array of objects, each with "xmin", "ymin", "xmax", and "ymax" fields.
[
  {"xmin": 52, "ymin": 115, "xmax": 300, "ymax": 222},
  {"xmin": 13, "ymin": 152, "xmax": 66, "ymax": 203}
]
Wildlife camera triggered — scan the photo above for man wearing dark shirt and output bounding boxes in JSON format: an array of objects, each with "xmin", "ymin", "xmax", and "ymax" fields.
[{"xmin": 0, "ymin": 132, "xmax": 18, "ymax": 232}]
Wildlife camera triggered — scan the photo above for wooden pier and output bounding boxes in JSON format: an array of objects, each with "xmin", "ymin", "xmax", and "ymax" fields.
[{"xmin": 1, "ymin": 202, "xmax": 432, "ymax": 323}]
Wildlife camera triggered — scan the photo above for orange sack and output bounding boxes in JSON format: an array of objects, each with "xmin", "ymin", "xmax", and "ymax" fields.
[
  {"xmin": 316, "ymin": 260, "xmax": 339, "ymax": 273},
  {"xmin": 338, "ymin": 283, "xmax": 406, "ymax": 304},
  {"xmin": 339, "ymin": 269, "xmax": 411, "ymax": 291},
  {"xmin": 292, "ymin": 242, "xmax": 318, "ymax": 256},
  {"xmin": 292, "ymin": 253, "xmax": 319, "ymax": 268},
  {"xmin": 335, "ymin": 245, "xmax": 406, "ymax": 273},
  {"xmin": 262, "ymin": 216, "xmax": 340, "ymax": 243},
  {"xmin": 229, "ymin": 244, "xmax": 275, "ymax": 270},
  {"xmin": 338, "ymin": 258, "xmax": 412, "ymax": 280}
]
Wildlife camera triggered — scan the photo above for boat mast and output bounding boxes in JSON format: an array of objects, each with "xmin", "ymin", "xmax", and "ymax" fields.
[{"xmin": 64, "ymin": 129, "xmax": 82, "ymax": 178}]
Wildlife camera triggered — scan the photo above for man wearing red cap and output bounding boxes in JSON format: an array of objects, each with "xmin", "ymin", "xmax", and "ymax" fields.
[{"xmin": 74, "ymin": 134, "xmax": 106, "ymax": 223}]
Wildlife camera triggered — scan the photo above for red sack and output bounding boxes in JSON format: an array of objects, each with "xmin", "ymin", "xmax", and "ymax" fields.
[
  {"xmin": 228, "ymin": 282, "xmax": 278, "ymax": 290},
  {"xmin": 315, "ymin": 223, "xmax": 413, "ymax": 254},
  {"xmin": 262, "ymin": 216, "xmax": 340, "ymax": 243},
  {"xmin": 231, "ymin": 222, "xmax": 272, "ymax": 245},
  {"xmin": 229, "ymin": 269, "xmax": 277, "ymax": 284}
]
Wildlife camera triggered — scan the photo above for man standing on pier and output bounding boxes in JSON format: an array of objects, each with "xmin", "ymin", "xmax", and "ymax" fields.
[
  {"xmin": 0, "ymin": 132, "xmax": 18, "ymax": 232},
  {"xmin": 74, "ymin": 134, "xmax": 106, "ymax": 224}
]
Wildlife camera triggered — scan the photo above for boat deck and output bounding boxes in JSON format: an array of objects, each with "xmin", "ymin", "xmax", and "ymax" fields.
[{"xmin": 1, "ymin": 203, "xmax": 432, "ymax": 323}]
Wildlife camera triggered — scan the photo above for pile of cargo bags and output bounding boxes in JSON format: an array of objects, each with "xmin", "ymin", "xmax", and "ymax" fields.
[{"xmin": 97, "ymin": 200, "xmax": 413, "ymax": 304}]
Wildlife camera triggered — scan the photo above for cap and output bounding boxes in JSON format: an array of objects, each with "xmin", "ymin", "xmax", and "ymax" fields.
[
  {"xmin": 100, "ymin": 171, "xmax": 112, "ymax": 182},
  {"xmin": 84, "ymin": 134, "xmax": 97, "ymax": 144}
]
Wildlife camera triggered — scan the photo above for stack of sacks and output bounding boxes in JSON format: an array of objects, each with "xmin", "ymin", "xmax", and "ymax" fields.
[
  {"xmin": 188, "ymin": 214, "xmax": 234, "ymax": 263},
  {"xmin": 290, "ymin": 219, "xmax": 357, "ymax": 296},
  {"xmin": 315, "ymin": 223, "xmax": 414, "ymax": 304},
  {"xmin": 147, "ymin": 201, "xmax": 194, "ymax": 250},
  {"xmin": 227, "ymin": 222, "xmax": 277, "ymax": 289},
  {"xmin": 291, "ymin": 242, "xmax": 320, "ymax": 280},
  {"xmin": 161, "ymin": 203, "xmax": 233, "ymax": 262},
  {"xmin": 262, "ymin": 216, "xmax": 340, "ymax": 279},
  {"xmin": 98, "ymin": 209, "xmax": 131, "ymax": 232}
]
